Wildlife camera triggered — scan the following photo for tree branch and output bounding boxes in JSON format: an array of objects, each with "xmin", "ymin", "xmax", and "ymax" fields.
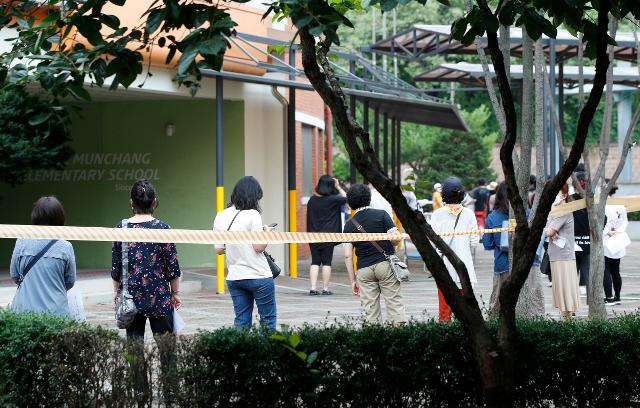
[
  {"xmin": 593, "ymin": 18, "xmax": 618, "ymax": 187},
  {"xmin": 297, "ymin": 28, "xmax": 481, "ymax": 322}
]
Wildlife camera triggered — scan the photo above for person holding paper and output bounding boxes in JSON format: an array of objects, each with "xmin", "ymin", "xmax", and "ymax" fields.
[
  {"xmin": 545, "ymin": 183, "xmax": 580, "ymax": 320},
  {"xmin": 603, "ymin": 184, "xmax": 628, "ymax": 306}
]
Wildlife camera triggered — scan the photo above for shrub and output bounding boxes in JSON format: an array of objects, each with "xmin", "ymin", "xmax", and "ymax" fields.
[{"xmin": 2, "ymin": 311, "xmax": 640, "ymax": 407}]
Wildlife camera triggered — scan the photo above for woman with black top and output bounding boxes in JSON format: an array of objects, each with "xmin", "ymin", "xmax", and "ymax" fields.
[
  {"xmin": 306, "ymin": 175, "xmax": 347, "ymax": 295},
  {"xmin": 343, "ymin": 184, "xmax": 406, "ymax": 324}
]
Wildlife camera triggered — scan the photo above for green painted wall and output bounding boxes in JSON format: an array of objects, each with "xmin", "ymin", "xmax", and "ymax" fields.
[{"xmin": 0, "ymin": 99, "xmax": 244, "ymax": 269}]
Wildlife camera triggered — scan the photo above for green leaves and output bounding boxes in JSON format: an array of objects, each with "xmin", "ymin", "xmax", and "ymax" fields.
[{"xmin": 451, "ymin": 6, "xmax": 498, "ymax": 46}]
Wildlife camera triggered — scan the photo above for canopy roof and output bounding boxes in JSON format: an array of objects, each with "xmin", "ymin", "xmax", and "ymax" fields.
[
  {"xmin": 201, "ymin": 32, "xmax": 469, "ymax": 131},
  {"xmin": 369, "ymin": 25, "xmax": 638, "ymax": 62},
  {"xmin": 414, "ymin": 62, "xmax": 640, "ymax": 88}
]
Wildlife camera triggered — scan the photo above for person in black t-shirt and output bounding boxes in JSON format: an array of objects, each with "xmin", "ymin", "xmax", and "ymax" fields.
[
  {"xmin": 343, "ymin": 184, "xmax": 407, "ymax": 324},
  {"xmin": 468, "ymin": 178, "xmax": 490, "ymax": 228},
  {"xmin": 572, "ymin": 172, "xmax": 591, "ymax": 296},
  {"xmin": 306, "ymin": 175, "xmax": 347, "ymax": 295}
]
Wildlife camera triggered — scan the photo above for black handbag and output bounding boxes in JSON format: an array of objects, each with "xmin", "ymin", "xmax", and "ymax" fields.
[
  {"xmin": 228, "ymin": 210, "xmax": 281, "ymax": 279},
  {"xmin": 264, "ymin": 251, "xmax": 281, "ymax": 279}
]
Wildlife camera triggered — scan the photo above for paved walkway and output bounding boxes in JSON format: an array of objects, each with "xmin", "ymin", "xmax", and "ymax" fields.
[{"xmin": 81, "ymin": 242, "xmax": 640, "ymax": 335}]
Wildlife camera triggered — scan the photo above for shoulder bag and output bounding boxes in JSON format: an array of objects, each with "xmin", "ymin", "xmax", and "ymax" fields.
[
  {"xmin": 348, "ymin": 216, "xmax": 409, "ymax": 282},
  {"xmin": 17, "ymin": 240, "xmax": 58, "ymax": 289},
  {"xmin": 228, "ymin": 210, "xmax": 281, "ymax": 279},
  {"xmin": 115, "ymin": 219, "xmax": 138, "ymax": 329}
]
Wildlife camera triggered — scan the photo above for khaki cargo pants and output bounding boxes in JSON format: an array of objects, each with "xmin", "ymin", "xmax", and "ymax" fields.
[{"xmin": 356, "ymin": 260, "xmax": 407, "ymax": 324}]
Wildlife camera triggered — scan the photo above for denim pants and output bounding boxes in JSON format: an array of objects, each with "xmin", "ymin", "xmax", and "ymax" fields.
[{"xmin": 227, "ymin": 278, "xmax": 277, "ymax": 329}]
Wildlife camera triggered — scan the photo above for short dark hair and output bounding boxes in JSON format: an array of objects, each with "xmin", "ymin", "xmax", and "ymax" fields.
[
  {"xmin": 442, "ymin": 189, "xmax": 465, "ymax": 204},
  {"xmin": 230, "ymin": 176, "xmax": 263, "ymax": 212},
  {"xmin": 529, "ymin": 174, "xmax": 536, "ymax": 185},
  {"xmin": 477, "ymin": 178, "xmax": 486, "ymax": 186},
  {"xmin": 131, "ymin": 179, "xmax": 158, "ymax": 214},
  {"xmin": 316, "ymin": 175, "xmax": 338, "ymax": 196},
  {"xmin": 31, "ymin": 196, "xmax": 65, "ymax": 226},
  {"xmin": 346, "ymin": 184, "xmax": 371, "ymax": 210}
]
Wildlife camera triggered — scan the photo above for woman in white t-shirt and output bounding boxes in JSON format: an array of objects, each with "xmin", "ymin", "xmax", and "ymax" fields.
[
  {"xmin": 213, "ymin": 176, "xmax": 276, "ymax": 329},
  {"xmin": 603, "ymin": 184, "xmax": 628, "ymax": 306}
]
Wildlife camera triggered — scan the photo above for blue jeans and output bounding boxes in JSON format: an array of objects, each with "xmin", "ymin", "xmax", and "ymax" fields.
[{"xmin": 226, "ymin": 278, "xmax": 276, "ymax": 329}]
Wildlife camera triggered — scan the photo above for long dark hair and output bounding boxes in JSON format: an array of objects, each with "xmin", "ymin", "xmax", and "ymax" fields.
[
  {"xmin": 131, "ymin": 179, "xmax": 158, "ymax": 214},
  {"xmin": 316, "ymin": 175, "xmax": 338, "ymax": 196},
  {"xmin": 494, "ymin": 182, "xmax": 509, "ymax": 214},
  {"xmin": 230, "ymin": 176, "xmax": 263, "ymax": 212}
]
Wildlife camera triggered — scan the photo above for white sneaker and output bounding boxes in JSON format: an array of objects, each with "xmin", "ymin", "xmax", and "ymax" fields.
[
  {"xmin": 580, "ymin": 286, "xmax": 587, "ymax": 295},
  {"xmin": 547, "ymin": 281, "xmax": 552, "ymax": 287}
]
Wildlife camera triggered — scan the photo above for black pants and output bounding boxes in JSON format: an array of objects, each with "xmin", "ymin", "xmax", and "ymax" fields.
[
  {"xmin": 603, "ymin": 257, "xmax": 622, "ymax": 299},
  {"xmin": 126, "ymin": 312, "xmax": 174, "ymax": 339},
  {"xmin": 126, "ymin": 312, "xmax": 176, "ymax": 404},
  {"xmin": 575, "ymin": 251, "xmax": 590, "ymax": 287}
]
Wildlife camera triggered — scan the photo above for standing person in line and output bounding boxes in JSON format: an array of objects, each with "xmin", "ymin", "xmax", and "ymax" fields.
[
  {"xmin": 111, "ymin": 180, "xmax": 182, "ymax": 401},
  {"xmin": 213, "ymin": 176, "xmax": 276, "ymax": 329},
  {"xmin": 10, "ymin": 196, "xmax": 76, "ymax": 317},
  {"xmin": 604, "ymin": 183, "xmax": 628, "ymax": 306},
  {"xmin": 343, "ymin": 184, "xmax": 407, "ymax": 324},
  {"xmin": 432, "ymin": 183, "xmax": 443, "ymax": 211},
  {"xmin": 571, "ymin": 172, "xmax": 591, "ymax": 296},
  {"xmin": 431, "ymin": 177, "xmax": 479, "ymax": 321},
  {"xmin": 111, "ymin": 179, "xmax": 182, "ymax": 339},
  {"xmin": 402, "ymin": 179, "xmax": 419, "ymax": 211},
  {"xmin": 483, "ymin": 183, "xmax": 545, "ymax": 317},
  {"xmin": 545, "ymin": 183, "xmax": 580, "ymax": 320},
  {"xmin": 467, "ymin": 178, "xmax": 490, "ymax": 228},
  {"xmin": 306, "ymin": 175, "xmax": 347, "ymax": 296},
  {"xmin": 482, "ymin": 182, "xmax": 509, "ymax": 316}
]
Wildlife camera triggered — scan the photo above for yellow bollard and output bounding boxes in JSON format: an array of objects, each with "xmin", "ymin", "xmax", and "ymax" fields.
[
  {"xmin": 216, "ymin": 185, "xmax": 225, "ymax": 294},
  {"xmin": 289, "ymin": 189, "xmax": 297, "ymax": 278}
]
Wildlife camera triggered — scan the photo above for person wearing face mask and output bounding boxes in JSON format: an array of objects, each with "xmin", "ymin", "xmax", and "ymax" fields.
[{"xmin": 545, "ymin": 183, "xmax": 580, "ymax": 320}]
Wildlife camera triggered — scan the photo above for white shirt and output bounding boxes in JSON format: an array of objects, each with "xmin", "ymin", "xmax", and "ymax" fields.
[
  {"xmin": 370, "ymin": 188, "xmax": 393, "ymax": 219},
  {"xmin": 604, "ymin": 204, "xmax": 628, "ymax": 259},
  {"xmin": 213, "ymin": 206, "xmax": 271, "ymax": 280},
  {"xmin": 430, "ymin": 206, "xmax": 479, "ymax": 288}
]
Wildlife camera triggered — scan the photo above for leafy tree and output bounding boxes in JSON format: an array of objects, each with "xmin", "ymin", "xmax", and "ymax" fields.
[
  {"xmin": 0, "ymin": 86, "xmax": 73, "ymax": 186},
  {"xmin": 2, "ymin": 0, "xmax": 639, "ymax": 405},
  {"xmin": 415, "ymin": 106, "xmax": 497, "ymax": 193}
]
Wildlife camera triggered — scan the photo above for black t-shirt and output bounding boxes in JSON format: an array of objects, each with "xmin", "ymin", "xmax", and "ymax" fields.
[
  {"xmin": 343, "ymin": 208, "xmax": 396, "ymax": 269},
  {"xmin": 471, "ymin": 187, "xmax": 490, "ymax": 212},
  {"xmin": 306, "ymin": 195, "xmax": 347, "ymax": 233},
  {"xmin": 571, "ymin": 193, "xmax": 591, "ymax": 252}
]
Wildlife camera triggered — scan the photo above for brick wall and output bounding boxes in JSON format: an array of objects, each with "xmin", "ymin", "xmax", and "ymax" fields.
[{"xmin": 287, "ymin": 50, "xmax": 328, "ymax": 258}]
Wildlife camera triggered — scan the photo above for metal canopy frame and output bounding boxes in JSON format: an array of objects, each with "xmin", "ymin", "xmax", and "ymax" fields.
[
  {"xmin": 368, "ymin": 25, "xmax": 639, "ymax": 62},
  {"xmin": 414, "ymin": 62, "xmax": 640, "ymax": 88},
  {"xmin": 203, "ymin": 32, "xmax": 468, "ymax": 131},
  {"xmin": 370, "ymin": 24, "xmax": 639, "ymax": 177}
]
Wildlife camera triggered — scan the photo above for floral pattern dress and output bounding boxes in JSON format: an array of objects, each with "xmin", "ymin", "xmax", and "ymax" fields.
[{"xmin": 111, "ymin": 219, "xmax": 181, "ymax": 318}]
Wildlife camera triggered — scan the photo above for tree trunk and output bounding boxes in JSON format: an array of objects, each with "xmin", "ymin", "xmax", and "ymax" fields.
[{"xmin": 586, "ymin": 198, "xmax": 607, "ymax": 318}]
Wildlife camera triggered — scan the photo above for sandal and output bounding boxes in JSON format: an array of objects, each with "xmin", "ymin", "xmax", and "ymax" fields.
[
  {"xmin": 309, "ymin": 290, "xmax": 320, "ymax": 296},
  {"xmin": 322, "ymin": 290, "xmax": 333, "ymax": 296}
]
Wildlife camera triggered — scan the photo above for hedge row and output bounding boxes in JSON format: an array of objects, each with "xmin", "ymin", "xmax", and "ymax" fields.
[{"xmin": 2, "ymin": 311, "xmax": 640, "ymax": 407}]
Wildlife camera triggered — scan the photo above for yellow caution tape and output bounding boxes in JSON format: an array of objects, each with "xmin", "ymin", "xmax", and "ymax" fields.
[
  {"xmin": 3, "ymin": 196, "xmax": 636, "ymax": 244},
  {"xmin": 548, "ymin": 196, "xmax": 640, "ymax": 218},
  {"xmin": 0, "ymin": 224, "xmax": 512, "ymax": 245}
]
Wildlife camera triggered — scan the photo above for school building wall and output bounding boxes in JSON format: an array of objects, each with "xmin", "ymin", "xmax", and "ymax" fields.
[{"xmin": 0, "ymin": 99, "xmax": 245, "ymax": 269}]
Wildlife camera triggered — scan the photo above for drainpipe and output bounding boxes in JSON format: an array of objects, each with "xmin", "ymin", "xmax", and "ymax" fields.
[{"xmin": 271, "ymin": 85, "xmax": 294, "ymax": 276}]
